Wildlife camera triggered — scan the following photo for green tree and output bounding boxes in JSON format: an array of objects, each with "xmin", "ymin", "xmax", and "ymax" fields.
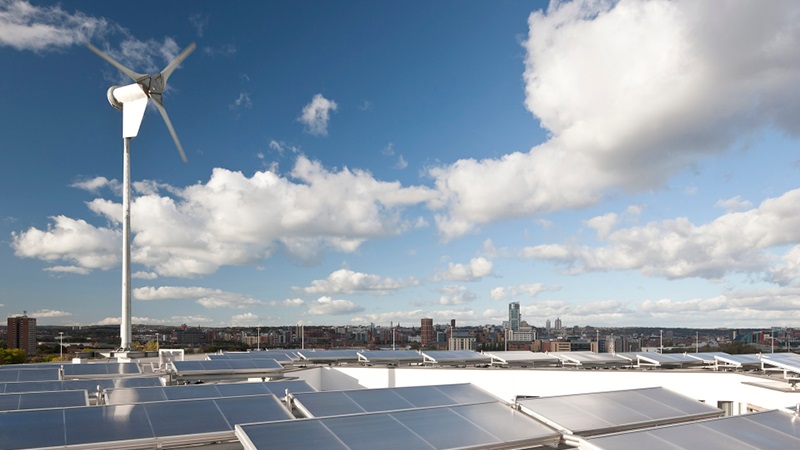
[
  {"xmin": 143, "ymin": 340, "xmax": 159, "ymax": 352},
  {"xmin": 0, "ymin": 348, "xmax": 27, "ymax": 364}
]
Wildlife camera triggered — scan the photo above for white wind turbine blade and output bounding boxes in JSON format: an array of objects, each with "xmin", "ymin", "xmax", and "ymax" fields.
[
  {"xmin": 154, "ymin": 102, "xmax": 188, "ymax": 163},
  {"xmin": 160, "ymin": 42, "xmax": 197, "ymax": 84},
  {"xmin": 86, "ymin": 43, "xmax": 146, "ymax": 82}
]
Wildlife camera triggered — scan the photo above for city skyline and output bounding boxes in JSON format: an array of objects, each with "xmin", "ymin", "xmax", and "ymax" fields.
[{"xmin": 2, "ymin": 1, "xmax": 800, "ymax": 329}]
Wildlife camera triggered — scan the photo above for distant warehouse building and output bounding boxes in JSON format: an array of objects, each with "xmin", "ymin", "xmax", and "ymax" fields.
[{"xmin": 7, "ymin": 313, "xmax": 37, "ymax": 356}]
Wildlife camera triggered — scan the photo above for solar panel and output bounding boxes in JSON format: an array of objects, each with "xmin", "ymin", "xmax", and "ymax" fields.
[
  {"xmin": 517, "ymin": 387, "xmax": 722, "ymax": 437},
  {"xmin": 356, "ymin": 350, "xmax": 424, "ymax": 364},
  {"xmin": 0, "ymin": 394, "xmax": 293, "ymax": 449},
  {"xmin": 483, "ymin": 351, "xmax": 561, "ymax": 366},
  {"xmin": 715, "ymin": 354, "xmax": 761, "ymax": 368},
  {"xmin": 291, "ymin": 383, "xmax": 499, "ymax": 418},
  {"xmin": 685, "ymin": 352, "xmax": 730, "ymax": 364},
  {"xmin": 296, "ymin": 350, "xmax": 363, "ymax": 363},
  {"xmin": 0, "ymin": 368, "xmax": 60, "ymax": 383},
  {"xmin": 208, "ymin": 350, "xmax": 300, "ymax": 362},
  {"xmin": 0, "ymin": 377, "xmax": 162, "ymax": 394},
  {"xmin": 636, "ymin": 353, "xmax": 704, "ymax": 368},
  {"xmin": 106, "ymin": 380, "xmax": 315, "ymax": 405},
  {"xmin": 0, "ymin": 390, "xmax": 88, "ymax": 411},
  {"xmin": 581, "ymin": 409, "xmax": 800, "ymax": 449},
  {"xmin": 171, "ymin": 359, "xmax": 283, "ymax": 375},
  {"xmin": 551, "ymin": 351, "xmax": 630, "ymax": 367},
  {"xmin": 61, "ymin": 362, "xmax": 141, "ymax": 377},
  {"xmin": 421, "ymin": 350, "xmax": 492, "ymax": 365},
  {"xmin": 761, "ymin": 353, "xmax": 800, "ymax": 377},
  {"xmin": 236, "ymin": 402, "xmax": 561, "ymax": 450}
]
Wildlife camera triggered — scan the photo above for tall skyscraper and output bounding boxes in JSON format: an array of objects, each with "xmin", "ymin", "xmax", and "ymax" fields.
[
  {"xmin": 545, "ymin": 319, "xmax": 551, "ymax": 334},
  {"xmin": 7, "ymin": 314, "xmax": 37, "ymax": 356},
  {"xmin": 420, "ymin": 318, "xmax": 434, "ymax": 345},
  {"xmin": 508, "ymin": 302, "xmax": 521, "ymax": 332},
  {"xmin": 554, "ymin": 317, "xmax": 562, "ymax": 332}
]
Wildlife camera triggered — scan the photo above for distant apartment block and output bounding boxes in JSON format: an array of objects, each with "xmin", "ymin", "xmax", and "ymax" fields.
[
  {"xmin": 420, "ymin": 318, "xmax": 434, "ymax": 345},
  {"xmin": 508, "ymin": 302, "xmax": 520, "ymax": 331},
  {"xmin": 7, "ymin": 314, "xmax": 37, "ymax": 356}
]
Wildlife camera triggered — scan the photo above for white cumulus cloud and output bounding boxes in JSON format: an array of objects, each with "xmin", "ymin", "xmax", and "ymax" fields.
[
  {"xmin": 299, "ymin": 268, "xmax": 418, "ymax": 295},
  {"xmin": 133, "ymin": 286, "xmax": 264, "ymax": 309},
  {"xmin": 11, "ymin": 216, "xmax": 119, "ymax": 272},
  {"xmin": 13, "ymin": 156, "xmax": 435, "ymax": 277},
  {"xmin": 490, "ymin": 284, "xmax": 556, "ymax": 301},
  {"xmin": 522, "ymin": 188, "xmax": 800, "ymax": 280},
  {"xmin": 0, "ymin": 0, "xmax": 110, "ymax": 51},
  {"xmin": 299, "ymin": 94, "xmax": 337, "ymax": 136},
  {"xmin": 430, "ymin": 0, "xmax": 800, "ymax": 239},
  {"xmin": 438, "ymin": 285, "xmax": 476, "ymax": 305},
  {"xmin": 307, "ymin": 296, "xmax": 363, "ymax": 316},
  {"xmin": 432, "ymin": 257, "xmax": 493, "ymax": 282}
]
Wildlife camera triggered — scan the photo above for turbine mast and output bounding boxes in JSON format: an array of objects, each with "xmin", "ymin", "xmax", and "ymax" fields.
[{"xmin": 121, "ymin": 137, "xmax": 132, "ymax": 351}]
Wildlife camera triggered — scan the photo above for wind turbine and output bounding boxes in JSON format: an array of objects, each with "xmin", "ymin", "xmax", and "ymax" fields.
[{"xmin": 87, "ymin": 42, "xmax": 196, "ymax": 353}]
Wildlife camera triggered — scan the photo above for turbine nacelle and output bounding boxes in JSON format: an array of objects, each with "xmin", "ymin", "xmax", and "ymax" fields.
[{"xmin": 88, "ymin": 42, "xmax": 196, "ymax": 162}]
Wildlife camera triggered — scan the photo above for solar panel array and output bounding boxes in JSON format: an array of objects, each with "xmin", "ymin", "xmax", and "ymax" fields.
[
  {"xmin": 357, "ymin": 350, "xmax": 424, "ymax": 364},
  {"xmin": 551, "ymin": 351, "xmax": 630, "ymax": 367},
  {"xmin": 581, "ymin": 409, "xmax": 800, "ymax": 449},
  {"xmin": 0, "ymin": 368, "xmax": 60, "ymax": 383},
  {"xmin": 208, "ymin": 350, "xmax": 300, "ymax": 362},
  {"xmin": 106, "ymin": 379, "xmax": 315, "ymax": 404},
  {"xmin": 171, "ymin": 359, "xmax": 283, "ymax": 373},
  {"xmin": 236, "ymin": 402, "xmax": 562, "ymax": 450},
  {"xmin": 291, "ymin": 383, "xmax": 498, "ymax": 418},
  {"xmin": 0, "ymin": 377, "xmax": 162, "ymax": 394},
  {"xmin": 518, "ymin": 387, "xmax": 723, "ymax": 437},
  {"xmin": 61, "ymin": 362, "xmax": 141, "ymax": 377},
  {"xmin": 296, "ymin": 350, "xmax": 363, "ymax": 363},
  {"xmin": 0, "ymin": 394, "xmax": 292, "ymax": 450},
  {"xmin": 483, "ymin": 351, "xmax": 561, "ymax": 366},
  {"xmin": 421, "ymin": 350, "xmax": 492, "ymax": 365},
  {"xmin": 0, "ymin": 390, "xmax": 88, "ymax": 411},
  {"xmin": 760, "ymin": 353, "xmax": 800, "ymax": 377}
]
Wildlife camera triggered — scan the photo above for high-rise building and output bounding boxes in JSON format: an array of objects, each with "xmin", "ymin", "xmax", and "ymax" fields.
[
  {"xmin": 420, "ymin": 318, "xmax": 434, "ymax": 345},
  {"xmin": 554, "ymin": 317, "xmax": 562, "ymax": 332},
  {"xmin": 7, "ymin": 314, "xmax": 37, "ymax": 356},
  {"xmin": 508, "ymin": 302, "xmax": 521, "ymax": 332},
  {"xmin": 545, "ymin": 319, "xmax": 551, "ymax": 334}
]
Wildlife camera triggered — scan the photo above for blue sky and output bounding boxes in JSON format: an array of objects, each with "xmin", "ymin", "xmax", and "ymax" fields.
[{"xmin": 2, "ymin": 0, "xmax": 800, "ymax": 329}]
